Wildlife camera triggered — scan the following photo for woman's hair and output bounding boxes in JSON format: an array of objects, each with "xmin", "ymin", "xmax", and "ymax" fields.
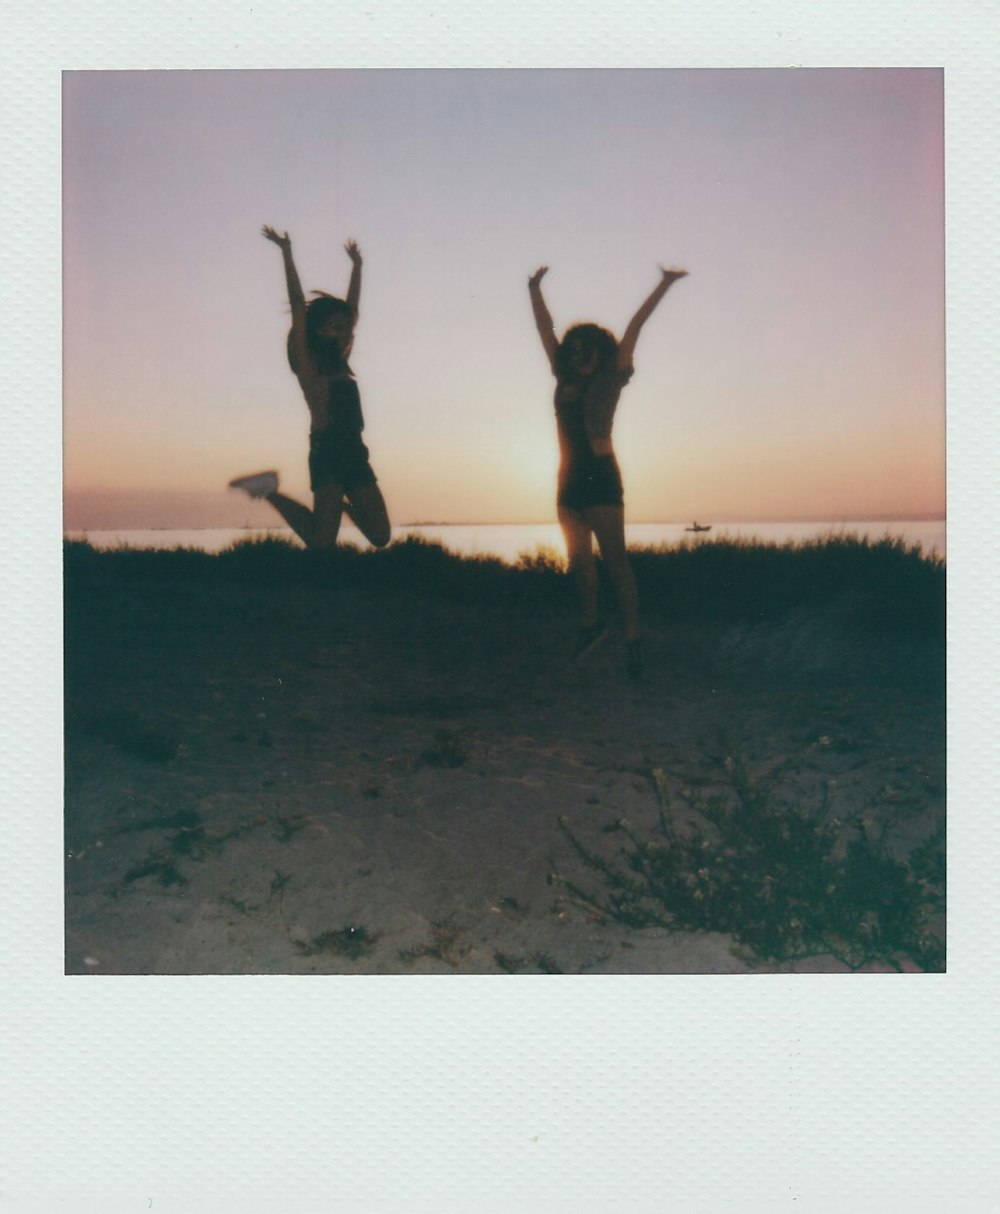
[
  {"xmin": 287, "ymin": 293, "xmax": 357, "ymax": 374},
  {"xmin": 555, "ymin": 323, "xmax": 618, "ymax": 381}
]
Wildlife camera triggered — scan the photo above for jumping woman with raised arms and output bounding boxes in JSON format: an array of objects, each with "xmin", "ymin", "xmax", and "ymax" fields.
[
  {"xmin": 229, "ymin": 227, "xmax": 391, "ymax": 550},
  {"xmin": 528, "ymin": 263, "xmax": 688, "ymax": 678}
]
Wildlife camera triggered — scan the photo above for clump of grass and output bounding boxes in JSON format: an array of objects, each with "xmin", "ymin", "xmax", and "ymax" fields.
[
  {"xmin": 515, "ymin": 546, "xmax": 566, "ymax": 574},
  {"xmin": 269, "ymin": 870, "xmax": 293, "ymax": 906},
  {"xmin": 123, "ymin": 853, "xmax": 187, "ymax": 888},
  {"xmin": 105, "ymin": 807, "xmax": 251, "ymax": 867},
  {"xmin": 296, "ymin": 925, "xmax": 380, "ymax": 960},
  {"xmin": 167, "ymin": 820, "xmax": 214, "ymax": 857},
  {"xmin": 494, "ymin": 951, "xmax": 563, "ymax": 974},
  {"xmin": 118, "ymin": 814, "xmax": 236, "ymax": 889},
  {"xmin": 161, "ymin": 810, "xmax": 249, "ymax": 860},
  {"xmin": 552, "ymin": 746, "xmax": 945, "ymax": 972},
  {"xmin": 272, "ymin": 817, "xmax": 307, "ymax": 842},
  {"xmin": 399, "ymin": 918, "xmax": 470, "ymax": 967}
]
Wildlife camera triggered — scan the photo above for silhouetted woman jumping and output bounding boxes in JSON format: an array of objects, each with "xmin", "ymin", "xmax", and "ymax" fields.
[
  {"xmin": 528, "ymin": 264, "xmax": 688, "ymax": 677},
  {"xmin": 228, "ymin": 227, "xmax": 391, "ymax": 549}
]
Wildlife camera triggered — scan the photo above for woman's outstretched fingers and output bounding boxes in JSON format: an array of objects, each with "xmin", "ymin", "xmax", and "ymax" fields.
[
  {"xmin": 345, "ymin": 239, "xmax": 362, "ymax": 264},
  {"xmin": 262, "ymin": 225, "xmax": 290, "ymax": 247}
]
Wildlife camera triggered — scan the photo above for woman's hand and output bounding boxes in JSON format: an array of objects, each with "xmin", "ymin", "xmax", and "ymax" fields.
[
  {"xmin": 344, "ymin": 239, "xmax": 363, "ymax": 266},
  {"xmin": 528, "ymin": 266, "xmax": 549, "ymax": 288},
  {"xmin": 262, "ymin": 225, "xmax": 291, "ymax": 250},
  {"xmin": 659, "ymin": 266, "xmax": 688, "ymax": 286},
  {"xmin": 618, "ymin": 267, "xmax": 688, "ymax": 365}
]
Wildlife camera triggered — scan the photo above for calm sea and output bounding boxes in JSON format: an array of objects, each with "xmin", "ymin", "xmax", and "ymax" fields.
[{"xmin": 65, "ymin": 519, "xmax": 946, "ymax": 563}]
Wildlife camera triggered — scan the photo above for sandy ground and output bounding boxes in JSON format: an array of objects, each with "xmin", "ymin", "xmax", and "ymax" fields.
[{"xmin": 64, "ymin": 567, "xmax": 944, "ymax": 974}]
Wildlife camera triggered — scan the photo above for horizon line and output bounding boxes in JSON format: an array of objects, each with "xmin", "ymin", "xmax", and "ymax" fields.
[{"xmin": 65, "ymin": 513, "xmax": 947, "ymax": 531}]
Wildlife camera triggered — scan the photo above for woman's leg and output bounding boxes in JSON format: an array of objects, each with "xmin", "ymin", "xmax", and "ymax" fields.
[
  {"xmin": 262, "ymin": 485, "xmax": 343, "ymax": 549},
  {"xmin": 558, "ymin": 505, "xmax": 600, "ymax": 627},
  {"xmin": 309, "ymin": 484, "xmax": 346, "ymax": 549},
  {"xmin": 262, "ymin": 492, "xmax": 316, "ymax": 546},
  {"xmin": 584, "ymin": 504, "xmax": 640, "ymax": 641},
  {"xmin": 344, "ymin": 482, "xmax": 391, "ymax": 548},
  {"xmin": 257, "ymin": 481, "xmax": 388, "ymax": 550}
]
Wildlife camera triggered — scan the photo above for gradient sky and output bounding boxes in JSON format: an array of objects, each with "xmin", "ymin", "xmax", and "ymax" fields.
[{"xmin": 63, "ymin": 68, "xmax": 944, "ymax": 527}]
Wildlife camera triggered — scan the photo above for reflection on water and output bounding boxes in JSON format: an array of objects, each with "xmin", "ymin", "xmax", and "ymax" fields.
[{"xmin": 65, "ymin": 519, "xmax": 946, "ymax": 563}]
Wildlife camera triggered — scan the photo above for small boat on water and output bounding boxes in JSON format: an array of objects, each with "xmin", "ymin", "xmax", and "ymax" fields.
[{"xmin": 685, "ymin": 522, "xmax": 712, "ymax": 532}]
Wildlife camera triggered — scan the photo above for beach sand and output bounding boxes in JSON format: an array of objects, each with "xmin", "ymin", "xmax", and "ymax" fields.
[{"xmin": 64, "ymin": 545, "xmax": 944, "ymax": 974}]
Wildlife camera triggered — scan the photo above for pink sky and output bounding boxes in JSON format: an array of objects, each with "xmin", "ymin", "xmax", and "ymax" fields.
[{"xmin": 63, "ymin": 69, "xmax": 944, "ymax": 527}]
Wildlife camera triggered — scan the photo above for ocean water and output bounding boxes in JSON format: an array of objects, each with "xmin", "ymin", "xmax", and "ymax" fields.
[{"xmin": 65, "ymin": 518, "xmax": 946, "ymax": 563}]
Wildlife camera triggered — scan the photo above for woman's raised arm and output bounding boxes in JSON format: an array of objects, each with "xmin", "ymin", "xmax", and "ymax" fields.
[
  {"xmin": 528, "ymin": 266, "xmax": 558, "ymax": 370},
  {"xmin": 617, "ymin": 266, "xmax": 688, "ymax": 368},
  {"xmin": 263, "ymin": 225, "xmax": 310, "ymax": 372},
  {"xmin": 262, "ymin": 226, "xmax": 307, "ymax": 316},
  {"xmin": 345, "ymin": 239, "xmax": 363, "ymax": 316}
]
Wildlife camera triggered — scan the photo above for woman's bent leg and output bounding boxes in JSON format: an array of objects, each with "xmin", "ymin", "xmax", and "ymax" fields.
[
  {"xmin": 584, "ymin": 505, "xmax": 640, "ymax": 642},
  {"xmin": 264, "ymin": 492, "xmax": 316, "ymax": 547},
  {"xmin": 260, "ymin": 486, "xmax": 344, "ymax": 549},
  {"xmin": 344, "ymin": 482, "xmax": 391, "ymax": 548}
]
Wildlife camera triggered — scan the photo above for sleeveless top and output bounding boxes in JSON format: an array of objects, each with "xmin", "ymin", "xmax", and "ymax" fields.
[{"xmin": 317, "ymin": 374, "xmax": 365, "ymax": 439}]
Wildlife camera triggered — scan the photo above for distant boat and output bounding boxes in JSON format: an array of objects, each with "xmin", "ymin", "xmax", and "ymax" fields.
[{"xmin": 685, "ymin": 522, "xmax": 712, "ymax": 532}]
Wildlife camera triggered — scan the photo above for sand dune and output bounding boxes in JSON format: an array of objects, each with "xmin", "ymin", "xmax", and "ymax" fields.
[{"xmin": 64, "ymin": 539, "xmax": 944, "ymax": 974}]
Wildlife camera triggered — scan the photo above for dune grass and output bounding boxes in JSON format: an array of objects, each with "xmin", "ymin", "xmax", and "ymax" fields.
[
  {"xmin": 553, "ymin": 742, "xmax": 946, "ymax": 972},
  {"xmin": 64, "ymin": 531, "xmax": 944, "ymax": 635},
  {"xmin": 630, "ymin": 532, "xmax": 944, "ymax": 634}
]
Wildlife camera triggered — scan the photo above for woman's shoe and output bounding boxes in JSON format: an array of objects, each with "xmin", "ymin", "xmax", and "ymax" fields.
[{"xmin": 228, "ymin": 470, "xmax": 279, "ymax": 498}]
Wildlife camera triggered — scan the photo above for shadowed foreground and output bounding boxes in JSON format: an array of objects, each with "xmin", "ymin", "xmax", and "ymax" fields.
[{"xmin": 64, "ymin": 535, "xmax": 945, "ymax": 974}]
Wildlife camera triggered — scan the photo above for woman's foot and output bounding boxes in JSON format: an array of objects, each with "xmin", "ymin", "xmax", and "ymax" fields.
[
  {"xmin": 626, "ymin": 637, "xmax": 644, "ymax": 680},
  {"xmin": 572, "ymin": 620, "xmax": 608, "ymax": 661},
  {"xmin": 228, "ymin": 470, "xmax": 279, "ymax": 498}
]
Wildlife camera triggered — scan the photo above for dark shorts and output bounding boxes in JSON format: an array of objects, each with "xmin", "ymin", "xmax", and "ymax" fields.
[
  {"xmin": 308, "ymin": 428, "xmax": 377, "ymax": 493},
  {"xmin": 557, "ymin": 452, "xmax": 624, "ymax": 511}
]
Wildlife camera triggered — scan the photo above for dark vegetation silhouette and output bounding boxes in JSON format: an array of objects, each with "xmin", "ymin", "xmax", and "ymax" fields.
[
  {"xmin": 65, "ymin": 534, "xmax": 944, "ymax": 972},
  {"xmin": 64, "ymin": 532, "xmax": 944, "ymax": 637}
]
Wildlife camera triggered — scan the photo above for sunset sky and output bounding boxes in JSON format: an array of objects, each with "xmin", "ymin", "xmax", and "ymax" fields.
[{"xmin": 62, "ymin": 68, "xmax": 944, "ymax": 528}]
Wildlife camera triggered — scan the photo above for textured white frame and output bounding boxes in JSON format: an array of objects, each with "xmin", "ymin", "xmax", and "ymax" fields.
[{"xmin": 3, "ymin": 3, "xmax": 996, "ymax": 1210}]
